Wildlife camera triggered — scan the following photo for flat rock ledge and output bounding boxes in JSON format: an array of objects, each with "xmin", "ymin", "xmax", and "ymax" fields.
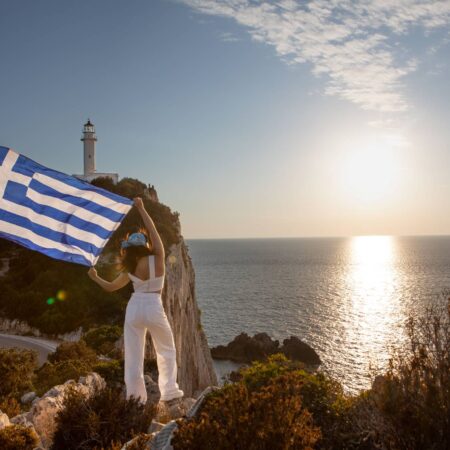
[{"xmin": 210, "ymin": 332, "xmax": 321, "ymax": 366}]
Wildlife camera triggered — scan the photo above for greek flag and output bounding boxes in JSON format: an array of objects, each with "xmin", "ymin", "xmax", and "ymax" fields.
[{"xmin": 0, "ymin": 146, "xmax": 132, "ymax": 266}]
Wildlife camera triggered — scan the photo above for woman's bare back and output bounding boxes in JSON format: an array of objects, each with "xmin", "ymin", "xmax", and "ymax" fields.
[{"xmin": 132, "ymin": 253, "xmax": 165, "ymax": 281}]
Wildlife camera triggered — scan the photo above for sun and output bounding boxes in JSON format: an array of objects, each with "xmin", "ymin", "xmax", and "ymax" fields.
[{"xmin": 338, "ymin": 134, "xmax": 405, "ymax": 206}]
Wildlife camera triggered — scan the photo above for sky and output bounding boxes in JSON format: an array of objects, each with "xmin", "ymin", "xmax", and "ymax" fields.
[{"xmin": 1, "ymin": 0, "xmax": 449, "ymax": 238}]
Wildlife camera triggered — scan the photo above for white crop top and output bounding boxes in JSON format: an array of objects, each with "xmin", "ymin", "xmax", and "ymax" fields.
[{"xmin": 128, "ymin": 255, "xmax": 164, "ymax": 292}]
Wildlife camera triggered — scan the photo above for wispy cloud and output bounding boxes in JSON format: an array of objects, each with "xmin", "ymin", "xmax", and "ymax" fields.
[
  {"xmin": 179, "ymin": 0, "xmax": 450, "ymax": 113},
  {"xmin": 219, "ymin": 31, "xmax": 241, "ymax": 42}
]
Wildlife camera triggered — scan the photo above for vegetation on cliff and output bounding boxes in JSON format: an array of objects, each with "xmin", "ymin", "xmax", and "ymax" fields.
[
  {"xmin": 0, "ymin": 177, "xmax": 180, "ymax": 335},
  {"xmin": 173, "ymin": 302, "xmax": 449, "ymax": 450}
]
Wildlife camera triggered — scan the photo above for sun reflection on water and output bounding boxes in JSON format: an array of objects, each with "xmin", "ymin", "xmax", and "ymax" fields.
[{"xmin": 344, "ymin": 236, "xmax": 402, "ymax": 389}]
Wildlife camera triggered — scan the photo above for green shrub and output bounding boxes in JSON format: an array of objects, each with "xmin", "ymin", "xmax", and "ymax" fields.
[
  {"xmin": 93, "ymin": 359, "xmax": 123, "ymax": 385},
  {"xmin": 48, "ymin": 340, "xmax": 98, "ymax": 365},
  {"xmin": 0, "ymin": 348, "xmax": 37, "ymax": 398},
  {"xmin": 0, "ymin": 250, "xmax": 127, "ymax": 336},
  {"xmin": 237, "ymin": 353, "xmax": 303, "ymax": 390},
  {"xmin": 231, "ymin": 353, "xmax": 355, "ymax": 449},
  {"xmin": 172, "ymin": 371, "xmax": 320, "ymax": 450},
  {"xmin": 0, "ymin": 424, "xmax": 39, "ymax": 450},
  {"xmin": 52, "ymin": 386, "xmax": 156, "ymax": 450},
  {"xmin": 83, "ymin": 325, "xmax": 122, "ymax": 356},
  {"xmin": 34, "ymin": 360, "xmax": 92, "ymax": 396}
]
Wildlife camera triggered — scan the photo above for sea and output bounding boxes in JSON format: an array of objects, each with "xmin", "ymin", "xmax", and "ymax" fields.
[{"xmin": 187, "ymin": 236, "xmax": 450, "ymax": 393}]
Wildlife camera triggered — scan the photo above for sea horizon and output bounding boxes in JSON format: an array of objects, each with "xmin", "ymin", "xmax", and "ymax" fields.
[{"xmin": 186, "ymin": 233, "xmax": 450, "ymax": 241}]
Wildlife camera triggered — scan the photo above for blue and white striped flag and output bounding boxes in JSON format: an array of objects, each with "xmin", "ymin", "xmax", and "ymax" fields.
[{"xmin": 0, "ymin": 146, "xmax": 132, "ymax": 266}]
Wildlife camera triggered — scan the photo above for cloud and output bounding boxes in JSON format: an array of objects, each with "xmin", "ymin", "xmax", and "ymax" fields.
[
  {"xmin": 219, "ymin": 31, "xmax": 240, "ymax": 42},
  {"xmin": 178, "ymin": 0, "xmax": 450, "ymax": 113}
]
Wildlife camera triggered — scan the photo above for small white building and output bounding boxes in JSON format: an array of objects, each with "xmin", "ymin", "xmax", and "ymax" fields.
[{"xmin": 73, "ymin": 119, "xmax": 119, "ymax": 184}]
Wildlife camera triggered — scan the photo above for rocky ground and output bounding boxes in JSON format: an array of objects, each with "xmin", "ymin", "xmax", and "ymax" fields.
[{"xmin": 0, "ymin": 372, "xmax": 198, "ymax": 450}]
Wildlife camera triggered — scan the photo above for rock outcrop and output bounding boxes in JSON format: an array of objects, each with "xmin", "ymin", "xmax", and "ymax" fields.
[
  {"xmin": 211, "ymin": 332, "xmax": 280, "ymax": 363},
  {"xmin": 10, "ymin": 372, "xmax": 105, "ymax": 448},
  {"xmin": 211, "ymin": 332, "xmax": 321, "ymax": 365},
  {"xmin": 280, "ymin": 336, "xmax": 321, "ymax": 365},
  {"xmin": 0, "ymin": 317, "xmax": 82, "ymax": 342}
]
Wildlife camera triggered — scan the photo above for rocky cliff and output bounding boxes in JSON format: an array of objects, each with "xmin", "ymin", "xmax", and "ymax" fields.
[{"xmin": 146, "ymin": 238, "xmax": 218, "ymax": 397}]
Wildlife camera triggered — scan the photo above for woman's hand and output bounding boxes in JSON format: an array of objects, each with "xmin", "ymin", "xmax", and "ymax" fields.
[
  {"xmin": 88, "ymin": 267, "xmax": 97, "ymax": 279},
  {"xmin": 133, "ymin": 197, "xmax": 144, "ymax": 210}
]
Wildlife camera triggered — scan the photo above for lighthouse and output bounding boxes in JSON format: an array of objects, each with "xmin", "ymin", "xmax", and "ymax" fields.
[
  {"xmin": 74, "ymin": 119, "xmax": 119, "ymax": 184},
  {"xmin": 81, "ymin": 119, "xmax": 97, "ymax": 175}
]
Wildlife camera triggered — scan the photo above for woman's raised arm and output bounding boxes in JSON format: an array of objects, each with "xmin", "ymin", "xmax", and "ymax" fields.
[
  {"xmin": 88, "ymin": 268, "xmax": 130, "ymax": 292},
  {"xmin": 134, "ymin": 197, "xmax": 164, "ymax": 257}
]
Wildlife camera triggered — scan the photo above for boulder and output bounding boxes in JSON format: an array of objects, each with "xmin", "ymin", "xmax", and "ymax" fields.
[
  {"xmin": 9, "ymin": 413, "xmax": 34, "ymax": 428},
  {"xmin": 24, "ymin": 372, "xmax": 106, "ymax": 448},
  {"xmin": 155, "ymin": 397, "xmax": 196, "ymax": 424},
  {"xmin": 21, "ymin": 391, "xmax": 37, "ymax": 404},
  {"xmin": 280, "ymin": 336, "xmax": 321, "ymax": 365}
]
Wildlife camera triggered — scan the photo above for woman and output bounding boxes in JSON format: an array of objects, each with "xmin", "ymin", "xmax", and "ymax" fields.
[{"xmin": 87, "ymin": 197, "xmax": 184, "ymax": 407}]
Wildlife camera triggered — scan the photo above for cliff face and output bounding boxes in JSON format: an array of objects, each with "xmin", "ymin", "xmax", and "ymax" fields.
[{"xmin": 147, "ymin": 238, "xmax": 218, "ymax": 397}]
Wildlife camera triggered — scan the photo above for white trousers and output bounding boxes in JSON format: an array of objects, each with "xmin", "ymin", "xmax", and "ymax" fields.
[{"xmin": 124, "ymin": 292, "xmax": 184, "ymax": 403}]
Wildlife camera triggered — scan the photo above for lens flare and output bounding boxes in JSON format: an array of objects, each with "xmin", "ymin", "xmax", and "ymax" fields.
[
  {"xmin": 46, "ymin": 297, "xmax": 55, "ymax": 305},
  {"xmin": 56, "ymin": 290, "xmax": 67, "ymax": 301}
]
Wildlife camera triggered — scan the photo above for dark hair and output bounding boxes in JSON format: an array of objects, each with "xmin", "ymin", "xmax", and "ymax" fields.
[{"xmin": 119, "ymin": 228, "xmax": 153, "ymax": 274}]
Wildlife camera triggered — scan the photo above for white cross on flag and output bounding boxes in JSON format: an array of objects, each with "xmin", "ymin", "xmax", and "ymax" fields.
[{"xmin": 0, "ymin": 146, "xmax": 132, "ymax": 266}]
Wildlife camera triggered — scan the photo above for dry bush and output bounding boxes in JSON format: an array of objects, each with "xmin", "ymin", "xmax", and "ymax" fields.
[
  {"xmin": 33, "ymin": 341, "xmax": 99, "ymax": 395},
  {"xmin": 0, "ymin": 348, "xmax": 37, "ymax": 398},
  {"xmin": 34, "ymin": 359, "xmax": 92, "ymax": 396},
  {"xmin": 0, "ymin": 395, "xmax": 21, "ymax": 417},
  {"xmin": 371, "ymin": 301, "xmax": 450, "ymax": 450},
  {"xmin": 114, "ymin": 433, "xmax": 153, "ymax": 450},
  {"xmin": 51, "ymin": 386, "xmax": 156, "ymax": 450},
  {"xmin": 0, "ymin": 424, "xmax": 39, "ymax": 450},
  {"xmin": 48, "ymin": 340, "xmax": 98, "ymax": 365},
  {"xmin": 172, "ymin": 371, "xmax": 321, "ymax": 450}
]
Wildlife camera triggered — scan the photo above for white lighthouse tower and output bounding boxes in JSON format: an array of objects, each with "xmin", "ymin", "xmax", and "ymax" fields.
[
  {"xmin": 74, "ymin": 119, "xmax": 119, "ymax": 184},
  {"xmin": 81, "ymin": 119, "xmax": 97, "ymax": 175}
]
